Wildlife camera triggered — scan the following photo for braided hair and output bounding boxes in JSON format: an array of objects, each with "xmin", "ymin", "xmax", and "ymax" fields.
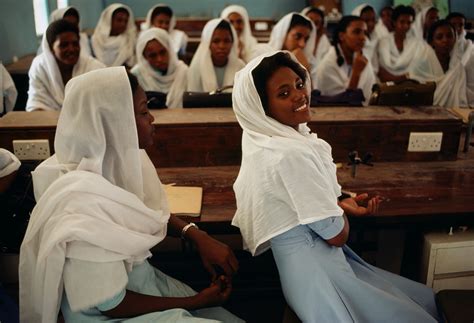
[{"xmin": 332, "ymin": 15, "xmax": 362, "ymax": 66}]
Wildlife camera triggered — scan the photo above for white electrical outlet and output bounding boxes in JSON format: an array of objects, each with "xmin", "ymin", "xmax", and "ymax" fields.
[
  {"xmin": 407, "ymin": 132, "xmax": 443, "ymax": 152},
  {"xmin": 12, "ymin": 139, "xmax": 50, "ymax": 160}
]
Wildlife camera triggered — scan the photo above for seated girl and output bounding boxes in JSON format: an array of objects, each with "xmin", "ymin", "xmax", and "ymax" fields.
[
  {"xmin": 220, "ymin": 5, "xmax": 258, "ymax": 62},
  {"xmin": 314, "ymin": 16, "xmax": 376, "ymax": 105},
  {"xmin": 412, "ymin": 6, "xmax": 439, "ymax": 41},
  {"xmin": 1, "ymin": 63, "xmax": 17, "ymax": 115},
  {"xmin": 231, "ymin": 50, "xmax": 441, "ymax": 323},
  {"xmin": 26, "ymin": 20, "xmax": 104, "ymax": 111},
  {"xmin": 144, "ymin": 4, "xmax": 188, "ymax": 56},
  {"xmin": 19, "ymin": 67, "xmax": 244, "ymax": 322},
  {"xmin": 131, "ymin": 28, "xmax": 188, "ymax": 109},
  {"xmin": 446, "ymin": 12, "xmax": 473, "ymax": 64},
  {"xmin": 187, "ymin": 19, "xmax": 245, "ymax": 92},
  {"xmin": 301, "ymin": 7, "xmax": 331, "ymax": 70},
  {"xmin": 377, "ymin": 5, "xmax": 422, "ymax": 82},
  {"xmin": 351, "ymin": 4, "xmax": 378, "ymax": 63},
  {"xmin": 409, "ymin": 20, "xmax": 468, "ymax": 108},
  {"xmin": 374, "ymin": 6, "xmax": 393, "ymax": 39},
  {"xmin": 92, "ymin": 3, "xmax": 136, "ymax": 67}
]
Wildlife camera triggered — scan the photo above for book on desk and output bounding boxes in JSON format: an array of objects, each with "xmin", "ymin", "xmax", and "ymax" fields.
[{"xmin": 163, "ymin": 184, "xmax": 203, "ymax": 217}]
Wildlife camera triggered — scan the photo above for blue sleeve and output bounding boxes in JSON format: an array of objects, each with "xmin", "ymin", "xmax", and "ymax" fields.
[
  {"xmin": 96, "ymin": 288, "xmax": 126, "ymax": 312},
  {"xmin": 307, "ymin": 216, "xmax": 344, "ymax": 240}
]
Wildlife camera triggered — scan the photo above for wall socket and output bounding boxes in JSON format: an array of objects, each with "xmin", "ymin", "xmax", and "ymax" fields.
[
  {"xmin": 12, "ymin": 139, "xmax": 51, "ymax": 160},
  {"xmin": 407, "ymin": 132, "xmax": 443, "ymax": 152}
]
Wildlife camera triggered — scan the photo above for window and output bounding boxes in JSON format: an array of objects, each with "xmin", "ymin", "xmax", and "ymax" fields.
[
  {"xmin": 57, "ymin": 0, "xmax": 69, "ymax": 9},
  {"xmin": 32, "ymin": 0, "xmax": 49, "ymax": 36}
]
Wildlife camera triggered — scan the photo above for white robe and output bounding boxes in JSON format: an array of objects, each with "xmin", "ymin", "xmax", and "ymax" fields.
[
  {"xmin": 232, "ymin": 51, "xmax": 343, "ymax": 256},
  {"xmin": 26, "ymin": 32, "xmax": 105, "ymax": 112},
  {"xmin": 131, "ymin": 28, "xmax": 188, "ymax": 108},
  {"xmin": 19, "ymin": 67, "xmax": 170, "ymax": 323},
  {"xmin": 374, "ymin": 19, "xmax": 390, "ymax": 40},
  {"xmin": 187, "ymin": 18, "xmax": 245, "ymax": 92},
  {"xmin": 0, "ymin": 148, "xmax": 20, "ymax": 178},
  {"xmin": 377, "ymin": 33, "xmax": 424, "ymax": 77},
  {"xmin": 91, "ymin": 4, "xmax": 137, "ymax": 67},
  {"xmin": 1, "ymin": 63, "xmax": 17, "ymax": 114}
]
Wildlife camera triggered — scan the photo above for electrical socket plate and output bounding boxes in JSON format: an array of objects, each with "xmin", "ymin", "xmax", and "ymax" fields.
[
  {"xmin": 12, "ymin": 139, "xmax": 50, "ymax": 160},
  {"xmin": 407, "ymin": 132, "xmax": 443, "ymax": 152}
]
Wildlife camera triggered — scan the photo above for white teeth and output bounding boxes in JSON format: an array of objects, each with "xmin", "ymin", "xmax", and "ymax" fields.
[{"xmin": 294, "ymin": 104, "xmax": 307, "ymax": 112}]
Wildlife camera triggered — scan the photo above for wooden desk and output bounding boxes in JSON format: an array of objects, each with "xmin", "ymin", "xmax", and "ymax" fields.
[{"xmin": 0, "ymin": 107, "xmax": 462, "ymax": 166}]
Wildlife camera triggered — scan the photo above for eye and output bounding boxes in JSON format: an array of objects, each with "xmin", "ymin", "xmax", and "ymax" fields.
[
  {"xmin": 278, "ymin": 90, "xmax": 289, "ymax": 98},
  {"xmin": 296, "ymin": 81, "xmax": 305, "ymax": 89}
]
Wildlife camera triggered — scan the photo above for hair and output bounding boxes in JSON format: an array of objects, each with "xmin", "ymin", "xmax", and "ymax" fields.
[
  {"xmin": 151, "ymin": 6, "xmax": 173, "ymax": 20},
  {"xmin": 446, "ymin": 12, "xmax": 466, "ymax": 22},
  {"xmin": 289, "ymin": 13, "xmax": 313, "ymax": 32},
  {"xmin": 305, "ymin": 7, "xmax": 325, "ymax": 24},
  {"xmin": 127, "ymin": 71, "xmax": 139, "ymax": 96},
  {"xmin": 380, "ymin": 6, "xmax": 393, "ymax": 15},
  {"xmin": 252, "ymin": 51, "xmax": 307, "ymax": 112},
  {"xmin": 427, "ymin": 7, "xmax": 439, "ymax": 15},
  {"xmin": 215, "ymin": 19, "xmax": 234, "ymax": 42},
  {"xmin": 46, "ymin": 19, "xmax": 79, "ymax": 49},
  {"xmin": 63, "ymin": 7, "xmax": 79, "ymax": 20},
  {"xmin": 112, "ymin": 7, "xmax": 129, "ymax": 19},
  {"xmin": 391, "ymin": 5, "xmax": 415, "ymax": 22},
  {"xmin": 427, "ymin": 19, "xmax": 455, "ymax": 45},
  {"xmin": 360, "ymin": 5, "xmax": 375, "ymax": 16},
  {"xmin": 332, "ymin": 15, "xmax": 362, "ymax": 66}
]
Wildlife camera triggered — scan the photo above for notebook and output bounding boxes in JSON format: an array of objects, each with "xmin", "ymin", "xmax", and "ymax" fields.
[{"xmin": 163, "ymin": 184, "xmax": 203, "ymax": 217}]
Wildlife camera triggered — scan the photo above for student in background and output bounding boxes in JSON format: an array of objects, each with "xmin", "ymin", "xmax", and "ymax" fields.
[
  {"xmin": 131, "ymin": 28, "xmax": 188, "ymax": 108},
  {"xmin": 92, "ymin": 3, "xmax": 136, "ymax": 67},
  {"xmin": 409, "ymin": 20, "xmax": 468, "ymax": 108},
  {"xmin": 1, "ymin": 63, "xmax": 17, "ymax": 115},
  {"xmin": 144, "ymin": 4, "xmax": 188, "ymax": 56},
  {"xmin": 20, "ymin": 67, "xmax": 244, "ymax": 322},
  {"xmin": 314, "ymin": 16, "xmax": 375, "ymax": 105},
  {"xmin": 232, "ymin": 50, "xmax": 440, "ymax": 323},
  {"xmin": 446, "ymin": 12, "xmax": 473, "ymax": 64},
  {"xmin": 412, "ymin": 6, "xmax": 439, "ymax": 40},
  {"xmin": 301, "ymin": 7, "xmax": 331, "ymax": 70},
  {"xmin": 351, "ymin": 4, "xmax": 378, "ymax": 64},
  {"xmin": 26, "ymin": 20, "xmax": 104, "ymax": 111},
  {"xmin": 187, "ymin": 19, "xmax": 245, "ymax": 92},
  {"xmin": 374, "ymin": 6, "xmax": 393, "ymax": 39},
  {"xmin": 220, "ymin": 5, "xmax": 258, "ymax": 62}
]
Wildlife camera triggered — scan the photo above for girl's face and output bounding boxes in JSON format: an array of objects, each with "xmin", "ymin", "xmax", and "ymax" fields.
[
  {"xmin": 227, "ymin": 12, "xmax": 244, "ymax": 36},
  {"xmin": 394, "ymin": 14, "xmax": 413, "ymax": 36},
  {"xmin": 143, "ymin": 39, "xmax": 169, "ymax": 72},
  {"xmin": 339, "ymin": 20, "xmax": 367, "ymax": 52},
  {"xmin": 152, "ymin": 13, "xmax": 171, "ymax": 31},
  {"xmin": 306, "ymin": 11, "xmax": 323, "ymax": 30},
  {"xmin": 448, "ymin": 16, "xmax": 465, "ymax": 36},
  {"xmin": 283, "ymin": 25, "xmax": 311, "ymax": 51},
  {"xmin": 110, "ymin": 11, "xmax": 129, "ymax": 36},
  {"xmin": 431, "ymin": 25, "xmax": 456, "ymax": 56},
  {"xmin": 424, "ymin": 9, "xmax": 439, "ymax": 32},
  {"xmin": 133, "ymin": 85, "xmax": 155, "ymax": 150},
  {"xmin": 360, "ymin": 9, "xmax": 376, "ymax": 35},
  {"xmin": 52, "ymin": 31, "xmax": 80, "ymax": 67},
  {"xmin": 265, "ymin": 66, "xmax": 310, "ymax": 129},
  {"xmin": 63, "ymin": 14, "xmax": 79, "ymax": 28},
  {"xmin": 210, "ymin": 28, "xmax": 233, "ymax": 67},
  {"xmin": 381, "ymin": 8, "xmax": 393, "ymax": 29}
]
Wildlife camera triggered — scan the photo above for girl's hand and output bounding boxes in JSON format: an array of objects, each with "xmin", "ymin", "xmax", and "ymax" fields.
[
  {"xmin": 292, "ymin": 48, "xmax": 311, "ymax": 70},
  {"xmin": 352, "ymin": 51, "xmax": 368, "ymax": 75},
  {"xmin": 339, "ymin": 193, "xmax": 381, "ymax": 216},
  {"xmin": 194, "ymin": 276, "xmax": 232, "ymax": 308}
]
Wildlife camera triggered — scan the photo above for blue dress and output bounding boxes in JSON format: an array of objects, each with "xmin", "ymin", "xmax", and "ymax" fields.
[{"xmin": 270, "ymin": 222, "xmax": 441, "ymax": 323}]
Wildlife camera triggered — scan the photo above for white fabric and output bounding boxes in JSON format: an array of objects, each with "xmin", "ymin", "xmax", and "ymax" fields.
[
  {"xmin": 144, "ymin": 4, "xmax": 188, "ymax": 54},
  {"xmin": 0, "ymin": 148, "xmax": 20, "ymax": 177},
  {"xmin": 232, "ymin": 51, "xmax": 343, "ymax": 256},
  {"xmin": 187, "ymin": 18, "xmax": 245, "ymax": 92},
  {"xmin": 409, "ymin": 44, "xmax": 468, "ymax": 108},
  {"xmin": 91, "ymin": 3, "xmax": 136, "ymax": 67},
  {"xmin": 313, "ymin": 46, "xmax": 376, "ymax": 105},
  {"xmin": 19, "ymin": 67, "xmax": 170, "ymax": 323},
  {"xmin": 412, "ymin": 7, "xmax": 432, "ymax": 40},
  {"xmin": 26, "ymin": 33, "xmax": 105, "ymax": 112},
  {"xmin": 1, "ymin": 63, "xmax": 17, "ymax": 114},
  {"xmin": 374, "ymin": 19, "xmax": 390, "ymax": 39},
  {"xmin": 377, "ymin": 33, "xmax": 424, "ymax": 76},
  {"xmin": 49, "ymin": 6, "xmax": 92, "ymax": 57},
  {"xmin": 454, "ymin": 33, "xmax": 474, "ymax": 65},
  {"xmin": 466, "ymin": 52, "xmax": 474, "ymax": 106},
  {"xmin": 131, "ymin": 28, "xmax": 188, "ymax": 108},
  {"xmin": 220, "ymin": 5, "xmax": 258, "ymax": 63},
  {"xmin": 351, "ymin": 4, "xmax": 378, "ymax": 62}
]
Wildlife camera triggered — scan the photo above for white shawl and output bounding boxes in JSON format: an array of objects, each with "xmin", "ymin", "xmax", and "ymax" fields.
[
  {"xmin": 377, "ymin": 33, "xmax": 424, "ymax": 76},
  {"xmin": 412, "ymin": 7, "xmax": 433, "ymax": 40},
  {"xmin": 19, "ymin": 67, "xmax": 170, "ymax": 323},
  {"xmin": 0, "ymin": 148, "xmax": 20, "ymax": 178},
  {"xmin": 131, "ymin": 28, "xmax": 188, "ymax": 108},
  {"xmin": 26, "ymin": 33, "xmax": 105, "ymax": 111},
  {"xmin": 313, "ymin": 46, "xmax": 376, "ymax": 105},
  {"xmin": 220, "ymin": 5, "xmax": 259, "ymax": 63},
  {"xmin": 351, "ymin": 3, "xmax": 378, "ymax": 62},
  {"xmin": 409, "ymin": 44, "xmax": 468, "ymax": 108},
  {"xmin": 374, "ymin": 19, "xmax": 390, "ymax": 39},
  {"xmin": 232, "ymin": 51, "xmax": 343, "ymax": 256},
  {"xmin": 91, "ymin": 3, "xmax": 137, "ymax": 67},
  {"xmin": 1, "ymin": 63, "xmax": 17, "ymax": 114},
  {"xmin": 144, "ymin": 4, "xmax": 188, "ymax": 54},
  {"xmin": 187, "ymin": 18, "xmax": 245, "ymax": 92},
  {"xmin": 454, "ymin": 32, "xmax": 474, "ymax": 65},
  {"xmin": 49, "ymin": 6, "xmax": 91, "ymax": 57}
]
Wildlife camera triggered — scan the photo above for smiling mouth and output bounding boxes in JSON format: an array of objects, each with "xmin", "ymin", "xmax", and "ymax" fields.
[{"xmin": 294, "ymin": 103, "xmax": 308, "ymax": 112}]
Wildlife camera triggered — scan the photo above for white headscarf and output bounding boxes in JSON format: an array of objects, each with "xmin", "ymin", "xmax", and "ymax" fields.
[
  {"xmin": 351, "ymin": 4, "xmax": 379, "ymax": 62},
  {"xmin": 377, "ymin": 32, "xmax": 424, "ymax": 76},
  {"xmin": 49, "ymin": 6, "xmax": 92, "ymax": 57},
  {"xmin": 91, "ymin": 3, "xmax": 136, "ymax": 67},
  {"xmin": 220, "ymin": 5, "xmax": 258, "ymax": 63},
  {"xmin": 412, "ymin": 6, "xmax": 434, "ymax": 40},
  {"xmin": 300, "ymin": 7, "xmax": 332, "ymax": 69},
  {"xmin": 20, "ymin": 67, "xmax": 170, "ymax": 323},
  {"xmin": 1, "ymin": 63, "xmax": 17, "ymax": 114},
  {"xmin": 26, "ymin": 29, "xmax": 105, "ymax": 111},
  {"xmin": 187, "ymin": 18, "xmax": 245, "ymax": 92},
  {"xmin": 0, "ymin": 148, "xmax": 20, "ymax": 178},
  {"xmin": 232, "ymin": 51, "xmax": 343, "ymax": 256},
  {"xmin": 131, "ymin": 28, "xmax": 188, "ymax": 108},
  {"xmin": 144, "ymin": 4, "xmax": 188, "ymax": 54}
]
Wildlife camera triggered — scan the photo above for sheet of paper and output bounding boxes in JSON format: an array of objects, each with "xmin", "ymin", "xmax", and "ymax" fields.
[{"xmin": 163, "ymin": 185, "xmax": 203, "ymax": 217}]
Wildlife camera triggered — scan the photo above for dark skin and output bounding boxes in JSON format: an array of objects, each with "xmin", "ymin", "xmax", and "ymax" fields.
[
  {"xmin": 424, "ymin": 9, "xmax": 439, "ymax": 39},
  {"xmin": 110, "ymin": 11, "xmax": 129, "ymax": 36},
  {"xmin": 380, "ymin": 8, "xmax": 394, "ymax": 32},
  {"xmin": 227, "ymin": 12, "xmax": 245, "ymax": 59},
  {"xmin": 103, "ymin": 86, "xmax": 238, "ymax": 318},
  {"xmin": 51, "ymin": 31, "xmax": 80, "ymax": 86},
  {"xmin": 210, "ymin": 28, "xmax": 233, "ymax": 67},
  {"xmin": 360, "ymin": 9, "xmax": 376, "ymax": 36},
  {"xmin": 447, "ymin": 16, "xmax": 465, "ymax": 38},
  {"xmin": 305, "ymin": 11, "xmax": 326, "ymax": 56},
  {"xmin": 265, "ymin": 66, "xmax": 381, "ymax": 247},
  {"xmin": 152, "ymin": 13, "xmax": 171, "ymax": 31},
  {"xmin": 282, "ymin": 25, "xmax": 312, "ymax": 70},
  {"xmin": 143, "ymin": 39, "xmax": 169, "ymax": 73},
  {"xmin": 430, "ymin": 25, "xmax": 456, "ymax": 73}
]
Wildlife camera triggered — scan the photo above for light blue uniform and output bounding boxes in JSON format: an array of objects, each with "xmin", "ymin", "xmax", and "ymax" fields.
[
  {"xmin": 60, "ymin": 260, "xmax": 244, "ymax": 322},
  {"xmin": 270, "ymin": 219, "xmax": 441, "ymax": 323}
]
